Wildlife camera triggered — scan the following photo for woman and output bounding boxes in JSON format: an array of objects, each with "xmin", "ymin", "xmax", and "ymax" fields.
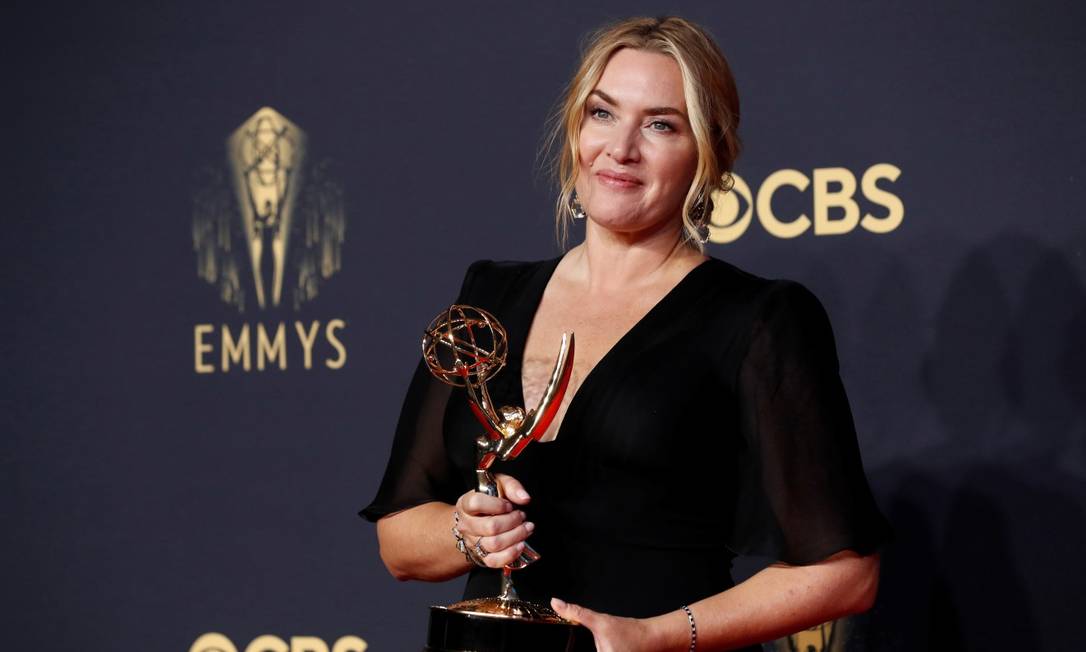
[{"xmin": 362, "ymin": 16, "xmax": 890, "ymax": 651}]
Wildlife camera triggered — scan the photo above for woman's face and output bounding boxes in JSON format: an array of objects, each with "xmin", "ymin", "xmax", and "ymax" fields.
[{"xmin": 576, "ymin": 48, "xmax": 698, "ymax": 237}]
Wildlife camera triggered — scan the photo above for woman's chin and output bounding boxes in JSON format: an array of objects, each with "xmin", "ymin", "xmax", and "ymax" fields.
[
  {"xmin": 586, "ymin": 213, "xmax": 636, "ymax": 232},
  {"xmin": 587, "ymin": 215, "xmax": 676, "ymax": 239},
  {"xmin": 584, "ymin": 202, "xmax": 643, "ymax": 225}
]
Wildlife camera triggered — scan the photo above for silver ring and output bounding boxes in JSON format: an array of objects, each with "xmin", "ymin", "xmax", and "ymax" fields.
[{"xmin": 473, "ymin": 538, "xmax": 489, "ymax": 558}]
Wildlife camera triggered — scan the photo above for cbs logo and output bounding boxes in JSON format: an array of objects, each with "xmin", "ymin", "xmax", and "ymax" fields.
[
  {"xmin": 190, "ymin": 632, "xmax": 366, "ymax": 652},
  {"xmin": 707, "ymin": 163, "xmax": 903, "ymax": 243}
]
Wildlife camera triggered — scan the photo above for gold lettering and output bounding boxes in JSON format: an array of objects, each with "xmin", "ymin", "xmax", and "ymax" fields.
[
  {"xmin": 295, "ymin": 320, "xmax": 320, "ymax": 370},
  {"xmin": 194, "ymin": 324, "xmax": 215, "ymax": 374},
  {"xmin": 291, "ymin": 636, "xmax": 329, "ymax": 652},
  {"xmin": 757, "ymin": 169, "xmax": 811, "ymax": 238},
  {"xmin": 257, "ymin": 323, "xmax": 287, "ymax": 371},
  {"xmin": 222, "ymin": 324, "xmax": 251, "ymax": 372},
  {"xmin": 246, "ymin": 635, "xmax": 289, "ymax": 652},
  {"xmin": 860, "ymin": 163, "xmax": 905, "ymax": 233},
  {"xmin": 331, "ymin": 636, "xmax": 368, "ymax": 652},
  {"xmin": 190, "ymin": 633, "xmax": 238, "ymax": 652},
  {"xmin": 812, "ymin": 167, "xmax": 860, "ymax": 235},
  {"xmin": 325, "ymin": 319, "xmax": 347, "ymax": 370}
]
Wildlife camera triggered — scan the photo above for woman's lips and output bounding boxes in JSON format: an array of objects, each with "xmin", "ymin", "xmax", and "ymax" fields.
[{"xmin": 596, "ymin": 170, "xmax": 642, "ymax": 189}]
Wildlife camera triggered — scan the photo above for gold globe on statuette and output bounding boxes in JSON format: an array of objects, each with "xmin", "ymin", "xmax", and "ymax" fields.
[
  {"xmin": 420, "ymin": 304, "xmax": 592, "ymax": 651},
  {"xmin": 423, "ymin": 305, "xmax": 509, "ymax": 388}
]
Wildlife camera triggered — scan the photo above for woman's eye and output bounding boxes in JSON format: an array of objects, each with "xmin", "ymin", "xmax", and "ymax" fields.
[
  {"xmin": 649, "ymin": 120, "xmax": 674, "ymax": 132},
  {"xmin": 590, "ymin": 107, "xmax": 612, "ymax": 120}
]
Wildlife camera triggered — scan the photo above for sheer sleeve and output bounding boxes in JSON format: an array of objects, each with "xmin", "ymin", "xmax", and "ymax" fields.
[
  {"xmin": 358, "ymin": 261, "xmax": 488, "ymax": 522},
  {"xmin": 727, "ymin": 281, "xmax": 892, "ymax": 564}
]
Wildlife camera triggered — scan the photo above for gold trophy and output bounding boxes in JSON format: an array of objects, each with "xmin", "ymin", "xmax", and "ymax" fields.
[{"xmin": 421, "ymin": 305, "xmax": 593, "ymax": 652}]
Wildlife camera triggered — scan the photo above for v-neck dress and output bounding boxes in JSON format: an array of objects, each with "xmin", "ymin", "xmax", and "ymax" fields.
[{"xmin": 362, "ymin": 257, "xmax": 891, "ymax": 627}]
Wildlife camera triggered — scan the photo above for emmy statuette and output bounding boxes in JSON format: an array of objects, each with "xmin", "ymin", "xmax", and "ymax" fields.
[{"xmin": 420, "ymin": 305, "xmax": 594, "ymax": 652}]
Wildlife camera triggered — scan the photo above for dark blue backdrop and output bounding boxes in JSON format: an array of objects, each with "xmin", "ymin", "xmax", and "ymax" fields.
[{"xmin": 6, "ymin": 1, "xmax": 1085, "ymax": 650}]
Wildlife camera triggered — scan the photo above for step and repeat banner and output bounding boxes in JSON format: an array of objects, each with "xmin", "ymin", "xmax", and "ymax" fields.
[{"xmin": 6, "ymin": 1, "xmax": 1084, "ymax": 650}]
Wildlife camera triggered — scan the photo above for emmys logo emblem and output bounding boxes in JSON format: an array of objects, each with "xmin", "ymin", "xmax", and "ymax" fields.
[
  {"xmin": 707, "ymin": 163, "xmax": 903, "ymax": 243},
  {"xmin": 190, "ymin": 632, "xmax": 367, "ymax": 652},
  {"xmin": 193, "ymin": 106, "xmax": 345, "ymax": 312},
  {"xmin": 228, "ymin": 108, "xmax": 305, "ymax": 309},
  {"xmin": 191, "ymin": 107, "xmax": 349, "ymax": 374}
]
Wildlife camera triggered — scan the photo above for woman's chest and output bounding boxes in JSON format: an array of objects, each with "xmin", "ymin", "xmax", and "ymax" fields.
[
  {"xmin": 450, "ymin": 313, "xmax": 744, "ymax": 483},
  {"xmin": 445, "ymin": 259, "xmax": 758, "ymax": 494},
  {"xmin": 523, "ymin": 288, "xmax": 665, "ymax": 366},
  {"xmin": 520, "ymin": 284, "xmax": 689, "ymax": 437},
  {"xmin": 520, "ymin": 297, "xmax": 656, "ymax": 440}
]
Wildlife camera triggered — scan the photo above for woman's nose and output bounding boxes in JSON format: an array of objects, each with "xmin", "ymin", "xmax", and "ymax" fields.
[{"xmin": 607, "ymin": 126, "xmax": 640, "ymax": 164}]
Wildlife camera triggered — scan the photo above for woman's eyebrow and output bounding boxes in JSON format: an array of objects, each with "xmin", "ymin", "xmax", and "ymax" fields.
[
  {"xmin": 590, "ymin": 89, "xmax": 686, "ymax": 118},
  {"xmin": 590, "ymin": 89, "xmax": 619, "ymax": 105}
]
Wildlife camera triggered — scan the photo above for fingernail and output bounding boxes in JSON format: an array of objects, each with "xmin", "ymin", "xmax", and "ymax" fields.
[
  {"xmin": 524, "ymin": 521, "xmax": 535, "ymax": 533},
  {"xmin": 517, "ymin": 489, "xmax": 530, "ymax": 500},
  {"xmin": 516, "ymin": 542, "xmax": 526, "ymax": 551},
  {"xmin": 552, "ymin": 597, "xmax": 566, "ymax": 609}
]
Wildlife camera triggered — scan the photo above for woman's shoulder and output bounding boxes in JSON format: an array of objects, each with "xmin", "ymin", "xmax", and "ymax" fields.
[
  {"xmin": 699, "ymin": 256, "xmax": 802, "ymax": 301},
  {"xmin": 695, "ymin": 258, "xmax": 843, "ymax": 379},
  {"xmin": 462, "ymin": 257, "xmax": 557, "ymax": 280},
  {"xmin": 456, "ymin": 257, "xmax": 560, "ymax": 305},
  {"xmin": 699, "ymin": 257, "xmax": 833, "ymax": 329}
]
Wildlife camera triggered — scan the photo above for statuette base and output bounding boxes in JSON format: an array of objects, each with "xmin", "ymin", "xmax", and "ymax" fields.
[{"xmin": 426, "ymin": 604, "xmax": 594, "ymax": 652}]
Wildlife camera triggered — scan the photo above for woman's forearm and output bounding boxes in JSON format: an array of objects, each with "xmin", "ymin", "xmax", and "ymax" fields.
[
  {"xmin": 375, "ymin": 502, "xmax": 472, "ymax": 582},
  {"xmin": 644, "ymin": 551, "xmax": 881, "ymax": 651}
]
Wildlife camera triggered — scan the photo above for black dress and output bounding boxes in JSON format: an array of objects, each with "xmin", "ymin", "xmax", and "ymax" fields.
[{"xmin": 361, "ymin": 257, "xmax": 891, "ymax": 645}]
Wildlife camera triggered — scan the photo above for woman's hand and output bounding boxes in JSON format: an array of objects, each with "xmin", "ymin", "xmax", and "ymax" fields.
[
  {"xmin": 454, "ymin": 473, "xmax": 535, "ymax": 569},
  {"xmin": 550, "ymin": 599, "xmax": 661, "ymax": 652}
]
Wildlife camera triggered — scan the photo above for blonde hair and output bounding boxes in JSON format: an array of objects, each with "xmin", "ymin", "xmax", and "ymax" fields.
[{"xmin": 544, "ymin": 16, "xmax": 742, "ymax": 249}]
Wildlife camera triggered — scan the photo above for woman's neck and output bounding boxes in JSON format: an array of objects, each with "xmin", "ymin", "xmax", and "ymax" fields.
[{"xmin": 567, "ymin": 219, "xmax": 706, "ymax": 293}]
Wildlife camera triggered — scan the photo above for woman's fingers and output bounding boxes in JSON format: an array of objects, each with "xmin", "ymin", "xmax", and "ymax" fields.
[
  {"xmin": 462, "ymin": 509, "xmax": 526, "ymax": 538},
  {"xmin": 457, "ymin": 491, "xmax": 512, "ymax": 517},
  {"xmin": 480, "ymin": 541, "xmax": 527, "ymax": 569},
  {"xmin": 452, "ymin": 474, "xmax": 535, "ymax": 567},
  {"xmin": 479, "ymin": 520, "xmax": 535, "ymax": 553},
  {"xmin": 550, "ymin": 598, "xmax": 597, "ymax": 627},
  {"xmin": 495, "ymin": 473, "xmax": 531, "ymax": 505},
  {"xmin": 550, "ymin": 599, "xmax": 648, "ymax": 652},
  {"xmin": 456, "ymin": 474, "xmax": 529, "ymax": 516}
]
